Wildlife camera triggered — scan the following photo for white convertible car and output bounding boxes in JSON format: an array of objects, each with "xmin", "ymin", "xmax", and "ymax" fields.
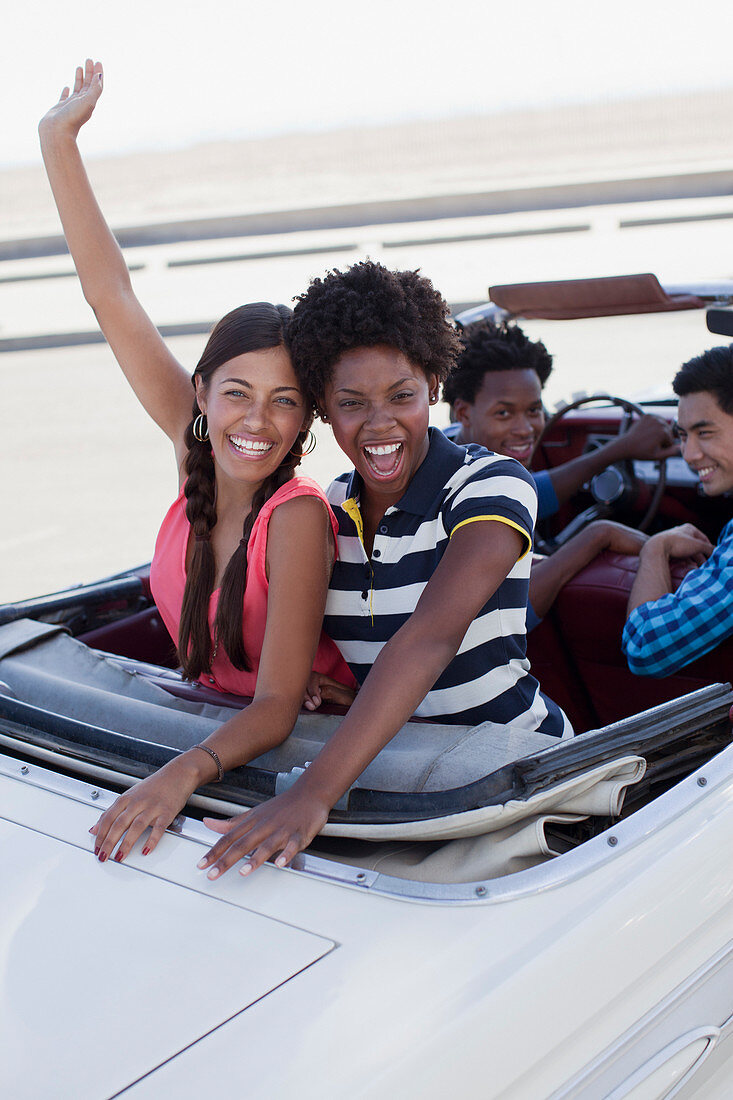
[{"xmin": 3, "ymin": 275, "xmax": 733, "ymax": 1099}]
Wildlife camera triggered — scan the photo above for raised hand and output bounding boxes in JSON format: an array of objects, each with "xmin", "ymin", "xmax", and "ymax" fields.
[
  {"xmin": 39, "ymin": 58, "xmax": 103, "ymax": 140},
  {"xmin": 38, "ymin": 58, "xmax": 197, "ymax": 450}
]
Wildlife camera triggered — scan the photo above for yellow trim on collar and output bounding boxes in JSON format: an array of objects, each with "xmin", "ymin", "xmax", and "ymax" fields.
[
  {"xmin": 450, "ymin": 514, "xmax": 532, "ymax": 560},
  {"xmin": 342, "ymin": 497, "xmax": 364, "ymax": 545},
  {"xmin": 342, "ymin": 496, "xmax": 374, "ymax": 623}
]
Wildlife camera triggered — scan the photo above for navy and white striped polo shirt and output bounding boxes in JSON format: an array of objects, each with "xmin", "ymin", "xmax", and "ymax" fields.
[{"xmin": 325, "ymin": 428, "xmax": 571, "ymax": 736}]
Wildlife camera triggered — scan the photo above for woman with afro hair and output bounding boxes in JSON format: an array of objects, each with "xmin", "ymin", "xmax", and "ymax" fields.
[{"xmin": 201, "ymin": 261, "xmax": 572, "ymax": 881}]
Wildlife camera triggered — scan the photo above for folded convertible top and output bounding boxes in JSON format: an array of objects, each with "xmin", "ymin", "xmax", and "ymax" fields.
[{"xmin": 0, "ymin": 620, "xmax": 730, "ymax": 845}]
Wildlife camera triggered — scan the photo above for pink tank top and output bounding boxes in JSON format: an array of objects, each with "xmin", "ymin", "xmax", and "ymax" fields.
[{"xmin": 149, "ymin": 476, "xmax": 356, "ymax": 696}]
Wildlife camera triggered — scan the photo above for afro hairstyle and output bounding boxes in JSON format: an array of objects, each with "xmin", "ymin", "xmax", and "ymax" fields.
[
  {"xmin": 443, "ymin": 319, "xmax": 553, "ymax": 407},
  {"xmin": 288, "ymin": 260, "xmax": 462, "ymax": 409}
]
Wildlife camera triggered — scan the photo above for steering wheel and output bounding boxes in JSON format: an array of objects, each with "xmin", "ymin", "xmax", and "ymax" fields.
[{"xmin": 535, "ymin": 394, "xmax": 667, "ymax": 548}]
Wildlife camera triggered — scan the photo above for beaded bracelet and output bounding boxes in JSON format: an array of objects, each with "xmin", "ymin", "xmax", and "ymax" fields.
[{"xmin": 193, "ymin": 744, "xmax": 223, "ymax": 783}]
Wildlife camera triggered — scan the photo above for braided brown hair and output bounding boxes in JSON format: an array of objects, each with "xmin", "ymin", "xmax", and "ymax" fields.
[{"xmin": 177, "ymin": 302, "xmax": 313, "ymax": 681}]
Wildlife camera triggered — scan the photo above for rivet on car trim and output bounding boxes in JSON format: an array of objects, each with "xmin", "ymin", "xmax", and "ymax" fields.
[
  {"xmin": 355, "ymin": 872, "xmax": 367, "ymax": 883},
  {"xmin": 607, "ymin": 835, "xmax": 618, "ymax": 847},
  {"xmin": 90, "ymin": 789, "xmax": 100, "ymax": 800},
  {"xmin": 697, "ymin": 776, "xmax": 708, "ymax": 787},
  {"xmin": 475, "ymin": 885, "xmax": 487, "ymax": 897},
  {"xmin": 20, "ymin": 764, "xmax": 29, "ymax": 775}
]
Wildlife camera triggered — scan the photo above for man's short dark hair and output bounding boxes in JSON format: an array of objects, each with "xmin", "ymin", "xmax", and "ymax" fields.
[
  {"xmin": 443, "ymin": 319, "xmax": 553, "ymax": 406},
  {"xmin": 673, "ymin": 345, "xmax": 733, "ymax": 415},
  {"xmin": 288, "ymin": 260, "xmax": 461, "ymax": 408}
]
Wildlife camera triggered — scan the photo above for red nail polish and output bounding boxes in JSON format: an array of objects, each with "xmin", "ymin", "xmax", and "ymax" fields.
[
  {"xmin": 94, "ymin": 846, "xmax": 99, "ymax": 857},
  {"xmin": 99, "ymin": 851, "xmax": 107, "ymax": 862},
  {"xmin": 114, "ymin": 851, "xmax": 123, "ymax": 862},
  {"xmin": 142, "ymin": 847, "xmax": 150, "ymax": 856}
]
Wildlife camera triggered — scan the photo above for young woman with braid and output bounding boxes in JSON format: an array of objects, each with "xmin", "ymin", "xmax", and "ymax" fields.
[{"xmin": 39, "ymin": 60, "xmax": 355, "ymax": 865}]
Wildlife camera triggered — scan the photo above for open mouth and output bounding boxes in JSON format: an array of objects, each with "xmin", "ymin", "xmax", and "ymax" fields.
[
  {"xmin": 362, "ymin": 442, "xmax": 404, "ymax": 479},
  {"xmin": 503, "ymin": 442, "xmax": 534, "ymax": 462},
  {"xmin": 228, "ymin": 434, "xmax": 275, "ymax": 459},
  {"xmin": 695, "ymin": 465, "xmax": 717, "ymax": 482}
]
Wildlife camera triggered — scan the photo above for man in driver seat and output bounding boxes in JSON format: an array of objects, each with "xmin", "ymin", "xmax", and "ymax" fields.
[
  {"xmin": 623, "ymin": 345, "xmax": 733, "ymax": 676},
  {"xmin": 444, "ymin": 319, "xmax": 677, "ymax": 630}
]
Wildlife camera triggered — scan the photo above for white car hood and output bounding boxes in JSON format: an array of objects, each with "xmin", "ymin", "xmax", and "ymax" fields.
[{"xmin": 0, "ymin": 816, "xmax": 333, "ymax": 1100}]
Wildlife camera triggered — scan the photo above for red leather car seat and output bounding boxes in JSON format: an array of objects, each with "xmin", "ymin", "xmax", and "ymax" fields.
[{"xmin": 530, "ymin": 551, "xmax": 733, "ymax": 730}]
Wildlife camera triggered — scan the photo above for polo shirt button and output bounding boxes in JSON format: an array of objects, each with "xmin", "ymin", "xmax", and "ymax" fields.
[
  {"xmin": 208, "ymin": 676, "xmax": 215, "ymax": 684},
  {"xmin": 361, "ymin": 590, "xmax": 368, "ymax": 600},
  {"xmin": 379, "ymin": 524, "xmax": 388, "ymax": 534},
  {"xmin": 373, "ymin": 549, "xmax": 381, "ymax": 558}
]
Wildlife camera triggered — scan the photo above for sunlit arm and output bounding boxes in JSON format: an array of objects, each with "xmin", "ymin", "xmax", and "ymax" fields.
[
  {"xmin": 38, "ymin": 60, "xmax": 193, "ymax": 450},
  {"xmin": 200, "ymin": 520, "xmax": 526, "ymax": 877},
  {"xmin": 299, "ymin": 521, "xmax": 524, "ymax": 800},
  {"xmin": 91, "ymin": 496, "xmax": 335, "ymax": 862}
]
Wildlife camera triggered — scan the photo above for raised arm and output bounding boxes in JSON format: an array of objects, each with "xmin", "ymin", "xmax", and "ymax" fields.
[
  {"xmin": 200, "ymin": 519, "xmax": 525, "ymax": 877},
  {"xmin": 90, "ymin": 494, "xmax": 336, "ymax": 863},
  {"xmin": 39, "ymin": 59, "xmax": 193, "ymax": 455},
  {"xmin": 545, "ymin": 415, "xmax": 679, "ymax": 508}
]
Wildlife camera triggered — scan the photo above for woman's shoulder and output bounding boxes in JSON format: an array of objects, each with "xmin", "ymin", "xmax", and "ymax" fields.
[
  {"xmin": 255, "ymin": 476, "xmax": 339, "ymax": 559},
  {"xmin": 257, "ymin": 476, "xmax": 336, "ymax": 535},
  {"xmin": 267, "ymin": 475, "xmax": 331, "ymax": 509}
]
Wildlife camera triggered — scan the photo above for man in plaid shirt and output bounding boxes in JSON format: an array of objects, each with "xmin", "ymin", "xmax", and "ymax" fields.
[{"xmin": 623, "ymin": 345, "xmax": 733, "ymax": 677}]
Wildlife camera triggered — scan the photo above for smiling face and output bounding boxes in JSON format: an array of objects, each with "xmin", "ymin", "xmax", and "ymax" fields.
[
  {"xmin": 452, "ymin": 368, "xmax": 545, "ymax": 467},
  {"xmin": 195, "ymin": 345, "xmax": 307, "ymax": 495},
  {"xmin": 677, "ymin": 390, "xmax": 733, "ymax": 496},
  {"xmin": 323, "ymin": 345, "xmax": 439, "ymax": 510}
]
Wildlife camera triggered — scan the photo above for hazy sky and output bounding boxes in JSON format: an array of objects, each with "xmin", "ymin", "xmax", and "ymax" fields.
[{"xmin": 6, "ymin": 0, "xmax": 733, "ymax": 167}]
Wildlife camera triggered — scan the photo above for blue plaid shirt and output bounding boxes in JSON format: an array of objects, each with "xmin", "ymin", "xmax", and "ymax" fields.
[{"xmin": 622, "ymin": 518, "xmax": 733, "ymax": 677}]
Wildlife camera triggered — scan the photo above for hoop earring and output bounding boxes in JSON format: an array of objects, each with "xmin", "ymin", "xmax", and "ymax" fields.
[
  {"xmin": 192, "ymin": 413, "xmax": 209, "ymax": 442},
  {"xmin": 291, "ymin": 429, "xmax": 317, "ymax": 458}
]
